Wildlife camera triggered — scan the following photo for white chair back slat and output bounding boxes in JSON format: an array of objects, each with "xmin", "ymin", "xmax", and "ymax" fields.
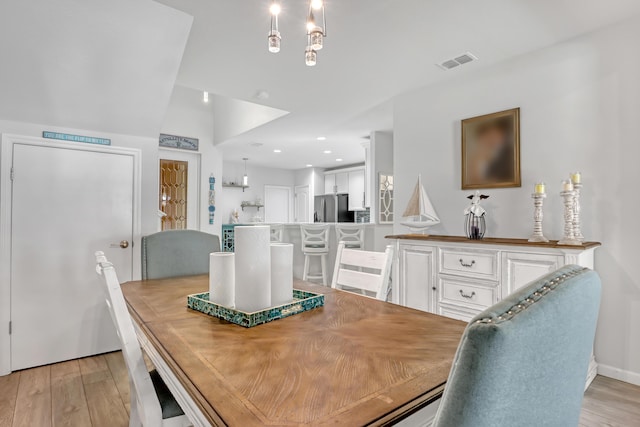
[
  {"xmin": 300, "ymin": 224, "xmax": 330, "ymax": 253},
  {"xmin": 95, "ymin": 251, "xmax": 164, "ymax": 427},
  {"xmin": 335, "ymin": 268, "xmax": 383, "ymax": 293},
  {"xmin": 335, "ymin": 224, "xmax": 365, "ymax": 249},
  {"xmin": 331, "ymin": 242, "xmax": 394, "ymax": 300},
  {"xmin": 338, "ymin": 249, "xmax": 388, "ymax": 270}
]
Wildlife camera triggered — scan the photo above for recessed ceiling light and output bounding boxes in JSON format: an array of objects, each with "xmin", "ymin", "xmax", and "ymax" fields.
[
  {"xmin": 336, "ymin": 158, "xmax": 343, "ymax": 162},
  {"xmin": 323, "ymin": 150, "xmax": 332, "ymax": 154},
  {"xmin": 306, "ymin": 164, "xmax": 313, "ymax": 167},
  {"xmin": 273, "ymin": 149, "xmax": 282, "ymax": 153},
  {"xmin": 317, "ymin": 136, "xmax": 326, "ymax": 141},
  {"xmin": 203, "ymin": 91, "xmax": 209, "ymax": 103}
]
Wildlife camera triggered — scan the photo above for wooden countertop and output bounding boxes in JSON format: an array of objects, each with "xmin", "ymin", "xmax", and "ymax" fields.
[
  {"xmin": 386, "ymin": 234, "xmax": 601, "ymax": 250},
  {"xmin": 122, "ymin": 276, "xmax": 466, "ymax": 426}
]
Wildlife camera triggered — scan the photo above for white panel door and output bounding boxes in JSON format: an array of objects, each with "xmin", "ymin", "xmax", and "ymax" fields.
[
  {"xmin": 294, "ymin": 185, "xmax": 310, "ymax": 223},
  {"xmin": 398, "ymin": 244, "xmax": 436, "ymax": 312},
  {"xmin": 264, "ymin": 185, "xmax": 292, "ymax": 223},
  {"xmin": 11, "ymin": 143, "xmax": 134, "ymax": 370},
  {"xmin": 502, "ymin": 252, "xmax": 563, "ymax": 294}
]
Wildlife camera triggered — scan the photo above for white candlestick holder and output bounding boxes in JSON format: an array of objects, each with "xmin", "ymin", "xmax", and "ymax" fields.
[
  {"xmin": 559, "ymin": 190, "xmax": 582, "ymax": 246},
  {"xmin": 572, "ymin": 182, "xmax": 584, "ymax": 242},
  {"xmin": 528, "ymin": 193, "xmax": 549, "ymax": 243}
]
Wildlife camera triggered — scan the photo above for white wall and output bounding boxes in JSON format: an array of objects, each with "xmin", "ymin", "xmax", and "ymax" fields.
[
  {"xmin": 160, "ymin": 85, "xmax": 223, "ymax": 238},
  {"xmin": 393, "ymin": 17, "xmax": 640, "ymax": 384},
  {"xmin": 220, "ymin": 161, "xmax": 295, "ymax": 224}
]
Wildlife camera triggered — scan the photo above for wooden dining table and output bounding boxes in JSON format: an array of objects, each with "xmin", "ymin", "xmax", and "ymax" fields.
[{"xmin": 122, "ymin": 275, "xmax": 466, "ymax": 427}]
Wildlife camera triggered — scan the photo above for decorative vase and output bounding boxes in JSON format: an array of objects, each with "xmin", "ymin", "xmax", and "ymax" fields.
[{"xmin": 464, "ymin": 213, "xmax": 486, "ymax": 240}]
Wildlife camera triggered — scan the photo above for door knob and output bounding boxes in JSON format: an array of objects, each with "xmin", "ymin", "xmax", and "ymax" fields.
[{"xmin": 119, "ymin": 240, "xmax": 129, "ymax": 249}]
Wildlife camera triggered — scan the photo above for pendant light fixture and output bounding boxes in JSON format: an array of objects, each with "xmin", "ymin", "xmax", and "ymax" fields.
[
  {"xmin": 266, "ymin": 0, "xmax": 327, "ymax": 66},
  {"xmin": 268, "ymin": 0, "xmax": 281, "ymax": 53},
  {"xmin": 242, "ymin": 158, "xmax": 249, "ymax": 191}
]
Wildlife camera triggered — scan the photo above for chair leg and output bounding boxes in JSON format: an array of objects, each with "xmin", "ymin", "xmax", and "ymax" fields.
[
  {"xmin": 320, "ymin": 255, "xmax": 327, "ymax": 286},
  {"xmin": 303, "ymin": 255, "xmax": 309, "ymax": 281}
]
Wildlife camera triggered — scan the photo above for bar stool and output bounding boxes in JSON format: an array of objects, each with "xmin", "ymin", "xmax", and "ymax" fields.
[
  {"xmin": 300, "ymin": 224, "xmax": 330, "ymax": 286},
  {"xmin": 270, "ymin": 224, "xmax": 284, "ymax": 242},
  {"xmin": 335, "ymin": 224, "xmax": 365, "ymax": 249}
]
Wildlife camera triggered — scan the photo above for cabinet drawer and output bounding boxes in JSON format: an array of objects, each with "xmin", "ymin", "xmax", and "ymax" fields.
[
  {"xmin": 440, "ymin": 248, "xmax": 498, "ymax": 280},
  {"xmin": 439, "ymin": 276, "xmax": 497, "ymax": 310}
]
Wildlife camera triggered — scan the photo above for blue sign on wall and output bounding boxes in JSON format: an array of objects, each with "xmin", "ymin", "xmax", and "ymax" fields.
[{"xmin": 42, "ymin": 131, "xmax": 111, "ymax": 146}]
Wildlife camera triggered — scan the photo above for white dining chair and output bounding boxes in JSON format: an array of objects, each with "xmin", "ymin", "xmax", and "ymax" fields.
[
  {"xmin": 95, "ymin": 252, "xmax": 192, "ymax": 427},
  {"xmin": 300, "ymin": 224, "xmax": 330, "ymax": 286},
  {"xmin": 331, "ymin": 242, "xmax": 394, "ymax": 301},
  {"xmin": 335, "ymin": 224, "xmax": 365, "ymax": 249},
  {"xmin": 270, "ymin": 224, "xmax": 284, "ymax": 242}
]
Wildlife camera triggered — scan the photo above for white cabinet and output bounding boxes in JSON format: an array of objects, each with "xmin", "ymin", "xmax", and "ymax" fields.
[
  {"xmin": 348, "ymin": 170, "xmax": 365, "ymax": 211},
  {"xmin": 324, "ymin": 171, "xmax": 349, "ymax": 194},
  {"xmin": 324, "ymin": 174, "xmax": 335, "ymax": 194},
  {"xmin": 398, "ymin": 244, "xmax": 436, "ymax": 312},
  {"xmin": 392, "ymin": 235, "xmax": 600, "ymax": 387}
]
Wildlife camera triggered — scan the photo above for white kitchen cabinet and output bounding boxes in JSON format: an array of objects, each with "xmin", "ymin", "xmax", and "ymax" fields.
[
  {"xmin": 348, "ymin": 169, "xmax": 365, "ymax": 211},
  {"xmin": 391, "ymin": 235, "xmax": 601, "ymax": 388},
  {"xmin": 324, "ymin": 171, "xmax": 349, "ymax": 194},
  {"xmin": 335, "ymin": 172, "xmax": 348, "ymax": 193},
  {"xmin": 324, "ymin": 173, "xmax": 335, "ymax": 194}
]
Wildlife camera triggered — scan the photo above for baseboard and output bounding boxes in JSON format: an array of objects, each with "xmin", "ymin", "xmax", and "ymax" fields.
[{"xmin": 598, "ymin": 363, "xmax": 640, "ymax": 386}]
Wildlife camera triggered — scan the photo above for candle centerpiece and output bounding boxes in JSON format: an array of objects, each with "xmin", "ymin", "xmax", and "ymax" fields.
[
  {"xmin": 196, "ymin": 225, "xmax": 324, "ymax": 327},
  {"xmin": 528, "ymin": 182, "xmax": 549, "ymax": 243}
]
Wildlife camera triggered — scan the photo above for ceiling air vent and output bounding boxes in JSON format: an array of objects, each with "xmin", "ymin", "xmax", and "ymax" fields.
[{"xmin": 437, "ymin": 52, "xmax": 477, "ymax": 70}]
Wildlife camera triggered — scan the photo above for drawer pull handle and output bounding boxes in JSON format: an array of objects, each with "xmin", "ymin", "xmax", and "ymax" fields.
[
  {"xmin": 459, "ymin": 259, "xmax": 476, "ymax": 268},
  {"xmin": 459, "ymin": 290, "xmax": 476, "ymax": 299}
]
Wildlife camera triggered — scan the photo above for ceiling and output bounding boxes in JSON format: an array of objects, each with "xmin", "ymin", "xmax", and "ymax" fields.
[
  {"xmin": 0, "ymin": 0, "xmax": 192, "ymax": 137},
  {"xmin": 155, "ymin": 0, "xmax": 640, "ymax": 169}
]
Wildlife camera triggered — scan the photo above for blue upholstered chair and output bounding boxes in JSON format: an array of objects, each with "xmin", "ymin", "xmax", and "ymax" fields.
[
  {"xmin": 141, "ymin": 230, "xmax": 221, "ymax": 280},
  {"xmin": 433, "ymin": 265, "xmax": 601, "ymax": 427}
]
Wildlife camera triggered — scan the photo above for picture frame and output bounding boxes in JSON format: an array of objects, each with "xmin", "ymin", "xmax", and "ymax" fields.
[
  {"xmin": 461, "ymin": 108, "xmax": 520, "ymax": 189},
  {"xmin": 159, "ymin": 133, "xmax": 199, "ymax": 151}
]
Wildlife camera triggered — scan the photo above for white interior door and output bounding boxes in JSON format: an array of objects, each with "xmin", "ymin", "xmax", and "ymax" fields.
[
  {"xmin": 10, "ymin": 143, "xmax": 135, "ymax": 370},
  {"xmin": 294, "ymin": 185, "xmax": 310, "ymax": 223},
  {"xmin": 264, "ymin": 185, "xmax": 292, "ymax": 223}
]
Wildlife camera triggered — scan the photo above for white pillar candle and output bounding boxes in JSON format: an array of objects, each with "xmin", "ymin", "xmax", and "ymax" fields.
[
  {"xmin": 271, "ymin": 243, "xmax": 294, "ymax": 306},
  {"xmin": 209, "ymin": 252, "xmax": 235, "ymax": 308},
  {"xmin": 234, "ymin": 226, "xmax": 271, "ymax": 312},
  {"xmin": 562, "ymin": 180, "xmax": 574, "ymax": 192}
]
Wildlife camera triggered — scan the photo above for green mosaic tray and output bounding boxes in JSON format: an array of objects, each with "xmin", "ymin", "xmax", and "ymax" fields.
[{"xmin": 187, "ymin": 289, "xmax": 325, "ymax": 328}]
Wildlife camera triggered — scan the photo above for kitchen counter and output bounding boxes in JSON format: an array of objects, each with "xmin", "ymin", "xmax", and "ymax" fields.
[{"xmin": 221, "ymin": 222, "xmax": 381, "ymax": 283}]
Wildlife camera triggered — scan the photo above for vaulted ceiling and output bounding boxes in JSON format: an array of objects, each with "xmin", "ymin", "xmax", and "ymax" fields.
[
  {"xmin": 0, "ymin": 0, "xmax": 192, "ymax": 137},
  {"xmin": 157, "ymin": 0, "xmax": 640, "ymax": 169},
  {"xmin": 2, "ymin": 1, "xmax": 640, "ymax": 169}
]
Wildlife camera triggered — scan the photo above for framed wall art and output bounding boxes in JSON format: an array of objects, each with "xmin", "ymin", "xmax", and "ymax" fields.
[{"xmin": 461, "ymin": 107, "xmax": 520, "ymax": 189}]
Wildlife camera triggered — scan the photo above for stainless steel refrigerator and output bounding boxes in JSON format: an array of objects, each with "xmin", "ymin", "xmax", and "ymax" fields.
[{"xmin": 314, "ymin": 194, "xmax": 354, "ymax": 223}]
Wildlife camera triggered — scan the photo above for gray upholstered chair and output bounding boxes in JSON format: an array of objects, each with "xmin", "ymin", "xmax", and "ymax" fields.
[
  {"xmin": 433, "ymin": 265, "xmax": 601, "ymax": 427},
  {"xmin": 141, "ymin": 230, "xmax": 221, "ymax": 280}
]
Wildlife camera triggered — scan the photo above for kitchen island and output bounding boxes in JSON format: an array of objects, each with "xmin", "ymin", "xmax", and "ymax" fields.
[{"xmin": 222, "ymin": 223, "xmax": 388, "ymax": 284}]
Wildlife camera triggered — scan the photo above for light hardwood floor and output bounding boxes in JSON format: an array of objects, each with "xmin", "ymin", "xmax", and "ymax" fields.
[{"xmin": 0, "ymin": 352, "xmax": 639, "ymax": 426}]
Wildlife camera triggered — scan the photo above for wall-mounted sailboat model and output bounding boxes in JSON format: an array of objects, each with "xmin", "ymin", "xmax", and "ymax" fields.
[{"xmin": 401, "ymin": 174, "xmax": 440, "ymax": 234}]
